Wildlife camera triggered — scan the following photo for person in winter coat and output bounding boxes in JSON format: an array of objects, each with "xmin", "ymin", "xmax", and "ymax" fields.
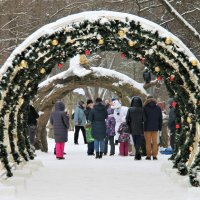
[
  {"xmin": 84, "ymin": 99, "xmax": 94, "ymax": 155},
  {"xmin": 104, "ymin": 108, "xmax": 116, "ymax": 156},
  {"xmin": 168, "ymin": 103, "xmax": 176, "ymax": 149},
  {"xmin": 89, "ymin": 98, "xmax": 108, "ymax": 159},
  {"xmin": 143, "ymin": 67, "xmax": 151, "ymax": 84},
  {"xmin": 118, "ymin": 121, "xmax": 130, "ymax": 156},
  {"xmin": 143, "ymin": 96, "xmax": 163, "ymax": 160},
  {"xmin": 27, "ymin": 105, "xmax": 39, "ymax": 147},
  {"xmin": 74, "ymin": 100, "xmax": 87, "ymax": 144},
  {"xmin": 126, "ymin": 96, "xmax": 144, "ymax": 160},
  {"xmin": 50, "ymin": 101, "xmax": 69, "ymax": 160}
]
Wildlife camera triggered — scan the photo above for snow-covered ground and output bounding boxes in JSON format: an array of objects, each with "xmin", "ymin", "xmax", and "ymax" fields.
[{"xmin": 1, "ymin": 132, "xmax": 200, "ymax": 200}]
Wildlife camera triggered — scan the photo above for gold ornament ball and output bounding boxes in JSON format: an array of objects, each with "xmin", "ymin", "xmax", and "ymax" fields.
[
  {"xmin": 165, "ymin": 37, "xmax": 172, "ymax": 45},
  {"xmin": 187, "ymin": 117, "xmax": 192, "ymax": 124},
  {"xmin": 189, "ymin": 146, "xmax": 193, "ymax": 152},
  {"xmin": 118, "ymin": 30, "xmax": 125, "ymax": 37},
  {"xmin": 128, "ymin": 40, "xmax": 137, "ymax": 47},
  {"xmin": 191, "ymin": 59, "xmax": 198, "ymax": 66},
  {"xmin": 80, "ymin": 54, "xmax": 89, "ymax": 65},
  {"xmin": 69, "ymin": 39, "xmax": 75, "ymax": 44},
  {"xmin": 51, "ymin": 39, "xmax": 58, "ymax": 46},
  {"xmin": 20, "ymin": 60, "xmax": 28, "ymax": 68},
  {"xmin": 40, "ymin": 68, "xmax": 46, "ymax": 74},
  {"xmin": 98, "ymin": 39, "xmax": 104, "ymax": 45},
  {"xmin": 18, "ymin": 97, "xmax": 24, "ymax": 106},
  {"xmin": 155, "ymin": 66, "xmax": 160, "ymax": 72}
]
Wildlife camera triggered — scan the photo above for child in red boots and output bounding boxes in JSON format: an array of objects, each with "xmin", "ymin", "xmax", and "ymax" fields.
[{"xmin": 118, "ymin": 122, "xmax": 130, "ymax": 156}]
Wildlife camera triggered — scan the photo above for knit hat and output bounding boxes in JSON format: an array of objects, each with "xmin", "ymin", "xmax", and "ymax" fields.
[{"xmin": 87, "ymin": 99, "xmax": 93, "ymax": 105}]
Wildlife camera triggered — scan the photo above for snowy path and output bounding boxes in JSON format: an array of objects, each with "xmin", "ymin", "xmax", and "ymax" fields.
[{"xmin": 2, "ymin": 133, "xmax": 200, "ymax": 200}]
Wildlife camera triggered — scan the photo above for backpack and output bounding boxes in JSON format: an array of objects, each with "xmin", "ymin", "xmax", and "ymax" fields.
[{"xmin": 106, "ymin": 116, "xmax": 116, "ymax": 136}]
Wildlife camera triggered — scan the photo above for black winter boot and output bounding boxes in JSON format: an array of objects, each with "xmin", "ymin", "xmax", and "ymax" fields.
[
  {"xmin": 95, "ymin": 152, "xmax": 99, "ymax": 159},
  {"xmin": 135, "ymin": 153, "xmax": 142, "ymax": 160},
  {"xmin": 99, "ymin": 152, "xmax": 103, "ymax": 159}
]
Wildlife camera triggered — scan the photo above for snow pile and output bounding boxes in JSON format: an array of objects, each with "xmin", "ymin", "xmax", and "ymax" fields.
[{"xmin": 73, "ymin": 88, "xmax": 85, "ymax": 96}]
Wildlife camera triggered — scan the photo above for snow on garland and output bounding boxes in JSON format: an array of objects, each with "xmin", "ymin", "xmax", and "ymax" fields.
[{"xmin": 0, "ymin": 11, "xmax": 199, "ymax": 186}]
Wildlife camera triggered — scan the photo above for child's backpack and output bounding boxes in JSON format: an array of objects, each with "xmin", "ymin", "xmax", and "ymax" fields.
[
  {"xmin": 106, "ymin": 116, "xmax": 116, "ymax": 136},
  {"xmin": 118, "ymin": 122, "xmax": 130, "ymax": 135},
  {"xmin": 118, "ymin": 122, "xmax": 130, "ymax": 143}
]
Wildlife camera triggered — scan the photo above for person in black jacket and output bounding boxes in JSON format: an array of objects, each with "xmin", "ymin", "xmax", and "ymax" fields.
[
  {"xmin": 126, "ymin": 96, "xmax": 144, "ymax": 160},
  {"xmin": 143, "ymin": 67, "xmax": 151, "ymax": 84},
  {"xmin": 143, "ymin": 96, "xmax": 162, "ymax": 160},
  {"xmin": 89, "ymin": 98, "xmax": 108, "ymax": 159},
  {"xmin": 28, "ymin": 105, "xmax": 39, "ymax": 146}
]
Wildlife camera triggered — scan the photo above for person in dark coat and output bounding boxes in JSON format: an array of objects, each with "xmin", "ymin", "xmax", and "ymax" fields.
[
  {"xmin": 143, "ymin": 67, "xmax": 151, "ymax": 84},
  {"xmin": 168, "ymin": 103, "xmax": 176, "ymax": 149},
  {"xmin": 143, "ymin": 96, "xmax": 162, "ymax": 160},
  {"xmin": 126, "ymin": 96, "xmax": 144, "ymax": 160},
  {"xmin": 50, "ymin": 101, "xmax": 69, "ymax": 160},
  {"xmin": 84, "ymin": 99, "xmax": 94, "ymax": 155},
  {"xmin": 27, "ymin": 105, "xmax": 39, "ymax": 147},
  {"xmin": 89, "ymin": 98, "xmax": 108, "ymax": 159}
]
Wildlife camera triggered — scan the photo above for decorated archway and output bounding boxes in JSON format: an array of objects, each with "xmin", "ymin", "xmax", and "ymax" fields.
[{"xmin": 0, "ymin": 11, "xmax": 200, "ymax": 186}]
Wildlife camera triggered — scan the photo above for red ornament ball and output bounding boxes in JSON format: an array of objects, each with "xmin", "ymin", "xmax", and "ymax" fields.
[
  {"xmin": 176, "ymin": 124, "xmax": 180, "ymax": 129},
  {"xmin": 171, "ymin": 101, "xmax": 177, "ymax": 108},
  {"xmin": 140, "ymin": 57, "xmax": 145, "ymax": 64},
  {"xmin": 157, "ymin": 76, "xmax": 162, "ymax": 81},
  {"xmin": 120, "ymin": 53, "xmax": 126, "ymax": 59},
  {"xmin": 170, "ymin": 74, "xmax": 175, "ymax": 81},
  {"xmin": 58, "ymin": 63, "xmax": 63, "ymax": 69},
  {"xmin": 85, "ymin": 50, "xmax": 91, "ymax": 55}
]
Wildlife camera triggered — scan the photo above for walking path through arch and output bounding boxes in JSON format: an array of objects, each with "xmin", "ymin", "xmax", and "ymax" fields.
[{"xmin": 10, "ymin": 133, "xmax": 199, "ymax": 200}]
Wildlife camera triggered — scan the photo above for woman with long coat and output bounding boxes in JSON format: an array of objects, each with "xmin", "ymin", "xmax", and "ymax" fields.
[
  {"xmin": 126, "ymin": 96, "xmax": 144, "ymax": 160},
  {"xmin": 50, "ymin": 101, "xmax": 69, "ymax": 160},
  {"xmin": 89, "ymin": 98, "xmax": 108, "ymax": 159}
]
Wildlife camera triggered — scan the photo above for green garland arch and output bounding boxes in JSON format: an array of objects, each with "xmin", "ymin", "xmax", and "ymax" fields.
[{"xmin": 0, "ymin": 11, "xmax": 199, "ymax": 186}]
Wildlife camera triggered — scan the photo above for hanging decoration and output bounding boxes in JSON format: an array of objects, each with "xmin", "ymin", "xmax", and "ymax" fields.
[
  {"xmin": 58, "ymin": 63, "xmax": 63, "ymax": 69},
  {"xmin": 155, "ymin": 66, "xmax": 160, "ymax": 72},
  {"xmin": 165, "ymin": 37, "xmax": 172, "ymax": 45},
  {"xmin": 85, "ymin": 50, "xmax": 91, "ymax": 55},
  {"xmin": 128, "ymin": 40, "xmax": 137, "ymax": 47},
  {"xmin": 40, "ymin": 68, "xmax": 46, "ymax": 74},
  {"xmin": 120, "ymin": 53, "xmax": 126, "ymax": 59},
  {"xmin": 98, "ymin": 39, "xmax": 104, "ymax": 45},
  {"xmin": 51, "ymin": 39, "xmax": 58, "ymax": 46}
]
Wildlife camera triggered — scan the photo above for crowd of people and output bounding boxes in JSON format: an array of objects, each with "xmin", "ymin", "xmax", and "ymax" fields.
[
  {"xmin": 26, "ymin": 95, "xmax": 176, "ymax": 161},
  {"xmin": 47, "ymin": 95, "xmax": 176, "ymax": 161}
]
